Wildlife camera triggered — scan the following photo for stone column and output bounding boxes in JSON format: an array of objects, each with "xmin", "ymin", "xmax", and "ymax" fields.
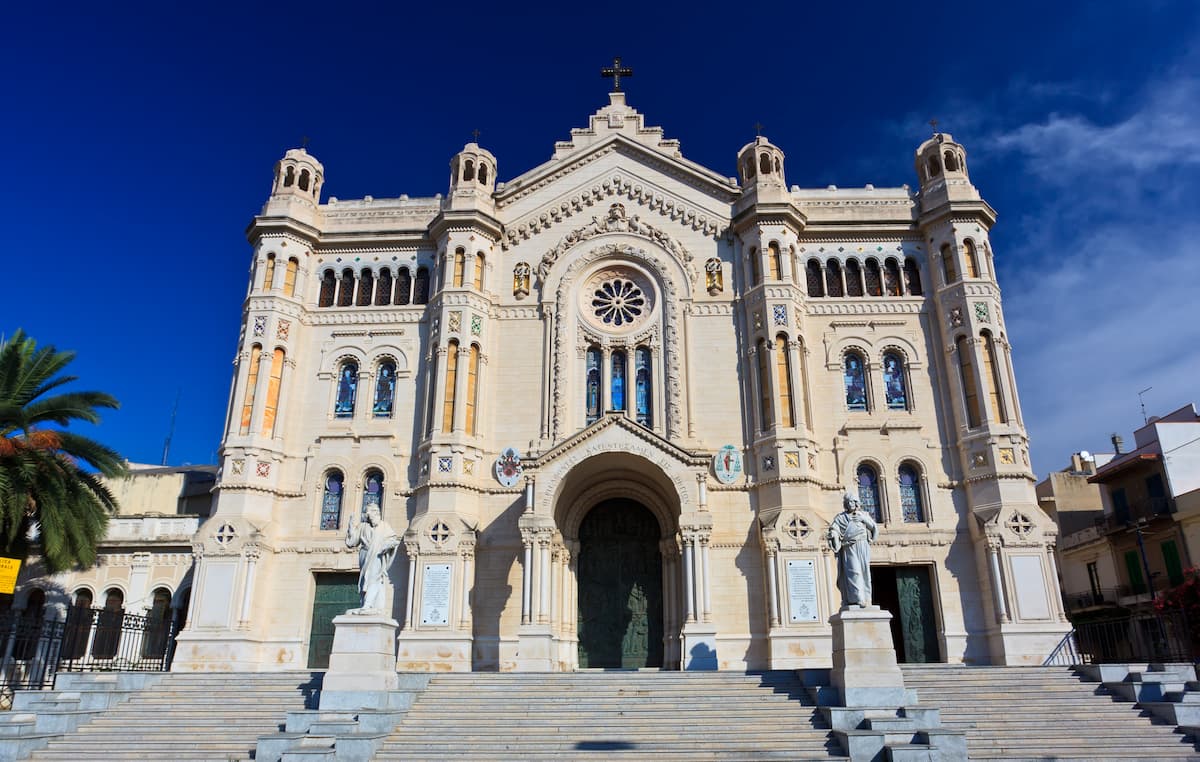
[
  {"xmin": 700, "ymin": 536, "xmax": 712, "ymax": 623},
  {"xmin": 538, "ymin": 534, "xmax": 551, "ymax": 624},
  {"xmin": 786, "ymin": 340, "xmax": 807, "ymax": 430},
  {"xmin": 766, "ymin": 547, "xmax": 781, "ymax": 627},
  {"xmin": 429, "ymin": 346, "xmax": 449, "ymax": 435},
  {"xmin": 404, "ymin": 544, "xmax": 418, "ymax": 630},
  {"xmin": 989, "ymin": 543, "xmax": 1010, "ymax": 623},
  {"xmin": 521, "ymin": 536, "xmax": 533, "ymax": 625},
  {"xmin": 237, "ymin": 547, "xmax": 259, "ymax": 628},
  {"xmin": 682, "ymin": 537, "xmax": 695, "ymax": 624},
  {"xmin": 452, "ymin": 345, "xmax": 470, "ymax": 432}
]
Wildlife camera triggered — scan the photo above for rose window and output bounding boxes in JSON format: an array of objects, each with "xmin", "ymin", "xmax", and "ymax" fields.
[{"xmin": 591, "ymin": 279, "xmax": 646, "ymax": 327}]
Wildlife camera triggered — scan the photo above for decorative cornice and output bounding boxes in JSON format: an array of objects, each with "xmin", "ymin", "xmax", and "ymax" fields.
[
  {"xmin": 807, "ymin": 301, "xmax": 925, "ymax": 316},
  {"xmin": 306, "ymin": 309, "xmax": 428, "ymax": 326}
]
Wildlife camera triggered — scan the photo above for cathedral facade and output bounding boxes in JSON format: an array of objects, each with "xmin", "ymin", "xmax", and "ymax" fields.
[{"xmin": 172, "ymin": 91, "xmax": 1069, "ymax": 673}]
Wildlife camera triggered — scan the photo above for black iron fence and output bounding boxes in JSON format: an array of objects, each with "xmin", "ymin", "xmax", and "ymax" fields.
[
  {"xmin": 0, "ymin": 606, "xmax": 177, "ymax": 707},
  {"xmin": 1044, "ymin": 608, "xmax": 1195, "ymax": 665}
]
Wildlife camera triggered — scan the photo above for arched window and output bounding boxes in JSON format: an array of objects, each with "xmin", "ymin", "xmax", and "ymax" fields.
[
  {"xmin": 362, "ymin": 470, "xmax": 383, "ymax": 518},
  {"xmin": 463, "ymin": 160, "xmax": 475, "ymax": 182},
  {"xmin": 473, "ymin": 253, "xmax": 485, "ymax": 291},
  {"xmin": 15, "ymin": 589, "xmax": 45, "ymax": 660},
  {"xmin": 956, "ymin": 336, "xmax": 981, "ymax": 428},
  {"xmin": 334, "ymin": 361, "xmax": 358, "ymax": 418},
  {"xmin": 864, "ymin": 259, "xmax": 883, "ymax": 296},
  {"xmin": 262, "ymin": 254, "xmax": 276, "ymax": 291},
  {"xmin": 466, "ymin": 344, "xmax": 481, "ymax": 435},
  {"xmin": 298, "ymin": 169, "xmax": 310, "ymax": 192},
  {"xmin": 395, "ymin": 267, "xmax": 412, "ymax": 305},
  {"xmin": 443, "ymin": 340, "xmax": 459, "ymax": 433},
  {"xmin": 611, "ymin": 350, "xmax": 627, "ymax": 412},
  {"xmin": 980, "ymin": 332, "xmax": 1008, "ymax": 423},
  {"xmin": 928, "ymin": 156, "xmax": 941, "ymax": 177},
  {"xmin": 478, "ymin": 164, "xmax": 488, "ymax": 184},
  {"xmin": 757, "ymin": 339, "xmax": 773, "ymax": 430},
  {"xmin": 373, "ymin": 360, "xmax": 396, "ymax": 418},
  {"xmin": 903, "ymin": 257, "xmax": 923, "ymax": 295},
  {"xmin": 845, "ymin": 259, "xmax": 864, "ymax": 297},
  {"xmin": 284, "ymin": 258, "xmax": 299, "ymax": 297},
  {"xmin": 357, "ymin": 269, "xmax": 374, "ymax": 306},
  {"xmin": 338, "ymin": 269, "xmax": 355, "ymax": 306},
  {"xmin": 262, "ymin": 348, "xmax": 284, "ymax": 436},
  {"xmin": 376, "ymin": 268, "xmax": 392, "ymax": 305},
  {"xmin": 283, "ymin": 165, "xmax": 295, "ymax": 187},
  {"xmin": 882, "ymin": 351, "xmax": 908, "ymax": 410},
  {"xmin": 775, "ymin": 334, "xmax": 795, "ymax": 428},
  {"xmin": 964, "ymin": 240, "xmax": 980, "ymax": 279},
  {"xmin": 844, "ymin": 352, "xmax": 868, "ymax": 411},
  {"xmin": 943, "ymin": 150, "xmax": 958, "ymax": 172},
  {"xmin": 413, "ymin": 267, "xmax": 430, "ymax": 304},
  {"xmin": 767, "ymin": 242, "xmax": 782, "ymax": 281},
  {"xmin": 857, "ymin": 464, "xmax": 882, "ymax": 522},
  {"xmin": 453, "ymin": 248, "xmax": 466, "ymax": 288},
  {"xmin": 825, "ymin": 259, "xmax": 844, "ymax": 297},
  {"xmin": 92, "ymin": 588, "xmax": 124, "ymax": 659},
  {"xmin": 321, "ymin": 471, "xmax": 344, "ymax": 530},
  {"xmin": 883, "ymin": 258, "xmax": 902, "ymax": 296},
  {"xmin": 319, "ymin": 269, "xmax": 336, "ymax": 307},
  {"xmin": 142, "ymin": 587, "xmax": 172, "ymax": 658},
  {"xmin": 239, "ymin": 344, "xmax": 261, "ymax": 435},
  {"xmin": 749, "ymin": 247, "xmax": 761, "ymax": 285},
  {"xmin": 940, "ymin": 245, "xmax": 957, "ymax": 285},
  {"xmin": 806, "ymin": 259, "xmax": 824, "ymax": 297},
  {"xmin": 63, "ymin": 588, "xmax": 93, "ymax": 660},
  {"xmin": 635, "ymin": 346, "xmax": 652, "ymax": 427},
  {"xmin": 759, "ymin": 154, "xmax": 771, "ymax": 175},
  {"xmin": 899, "ymin": 463, "xmax": 925, "ymax": 522},
  {"xmin": 585, "ymin": 346, "xmax": 602, "ymax": 424}
]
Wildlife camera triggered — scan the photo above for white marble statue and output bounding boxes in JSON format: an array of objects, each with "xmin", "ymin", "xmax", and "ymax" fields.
[
  {"xmin": 827, "ymin": 490, "xmax": 878, "ymax": 609},
  {"xmin": 344, "ymin": 503, "xmax": 400, "ymax": 615}
]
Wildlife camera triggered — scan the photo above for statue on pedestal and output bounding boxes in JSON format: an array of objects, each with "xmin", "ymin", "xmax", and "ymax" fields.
[
  {"xmin": 827, "ymin": 490, "xmax": 878, "ymax": 609},
  {"xmin": 345, "ymin": 504, "xmax": 400, "ymax": 615}
]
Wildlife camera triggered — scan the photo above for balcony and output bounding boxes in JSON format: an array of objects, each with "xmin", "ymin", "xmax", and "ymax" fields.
[
  {"xmin": 1093, "ymin": 497, "xmax": 1177, "ymax": 535},
  {"xmin": 1063, "ymin": 588, "xmax": 1120, "ymax": 613}
]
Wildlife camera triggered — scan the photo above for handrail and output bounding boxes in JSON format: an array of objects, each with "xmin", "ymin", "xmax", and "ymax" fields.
[{"xmin": 1042, "ymin": 628, "xmax": 1080, "ymax": 666}]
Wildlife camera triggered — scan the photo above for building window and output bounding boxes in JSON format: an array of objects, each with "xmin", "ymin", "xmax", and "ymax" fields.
[
  {"xmin": 864, "ymin": 258, "xmax": 883, "ymax": 296},
  {"xmin": 335, "ymin": 362, "xmax": 358, "ymax": 418},
  {"xmin": 262, "ymin": 254, "xmax": 276, "ymax": 291},
  {"xmin": 844, "ymin": 352, "xmax": 867, "ymax": 411},
  {"xmin": 357, "ymin": 269, "xmax": 374, "ymax": 306},
  {"xmin": 453, "ymin": 248, "xmax": 466, "ymax": 288},
  {"xmin": 775, "ymin": 334, "xmax": 794, "ymax": 428},
  {"xmin": 585, "ymin": 346, "xmax": 601, "ymax": 424},
  {"xmin": 466, "ymin": 344, "xmax": 480, "ymax": 435},
  {"xmin": 857, "ymin": 464, "xmax": 882, "ymax": 522},
  {"xmin": 903, "ymin": 257, "xmax": 923, "ymax": 296},
  {"xmin": 413, "ymin": 267, "xmax": 429, "ymax": 304},
  {"xmin": 239, "ymin": 344, "xmax": 262, "ymax": 435},
  {"xmin": 1163, "ymin": 540, "xmax": 1184, "ymax": 586},
  {"xmin": 376, "ymin": 268, "xmax": 392, "ymax": 305},
  {"xmin": 964, "ymin": 240, "xmax": 980, "ymax": 278},
  {"xmin": 768, "ymin": 242, "xmax": 782, "ymax": 281},
  {"xmin": 395, "ymin": 267, "xmax": 412, "ymax": 305},
  {"xmin": 898, "ymin": 463, "xmax": 924, "ymax": 522},
  {"xmin": 92, "ymin": 589, "xmax": 124, "ymax": 659},
  {"xmin": 749, "ymin": 247, "xmax": 761, "ymax": 285},
  {"xmin": 592, "ymin": 278, "xmax": 646, "ymax": 327},
  {"xmin": 757, "ymin": 339, "xmax": 773, "ymax": 430},
  {"xmin": 955, "ymin": 337, "xmax": 981, "ymax": 428},
  {"xmin": 845, "ymin": 259, "xmax": 864, "ymax": 297},
  {"xmin": 338, "ymin": 269, "xmax": 355, "ymax": 306},
  {"xmin": 142, "ymin": 588, "xmax": 172, "ymax": 659},
  {"xmin": 63, "ymin": 589, "xmax": 93, "ymax": 660},
  {"xmin": 321, "ymin": 471, "xmax": 344, "ymax": 530},
  {"xmin": 611, "ymin": 350, "xmax": 627, "ymax": 412},
  {"xmin": 883, "ymin": 258, "xmax": 902, "ymax": 296},
  {"xmin": 825, "ymin": 259, "xmax": 844, "ymax": 297},
  {"xmin": 941, "ymin": 245, "xmax": 957, "ymax": 286},
  {"xmin": 319, "ymin": 270, "xmax": 336, "ymax": 307},
  {"xmin": 882, "ymin": 351, "xmax": 908, "ymax": 410},
  {"xmin": 806, "ymin": 259, "xmax": 824, "ymax": 297},
  {"xmin": 473, "ymin": 253, "xmax": 485, "ymax": 291},
  {"xmin": 980, "ymin": 332, "xmax": 1007, "ymax": 423},
  {"xmin": 1112, "ymin": 488, "xmax": 1130, "ymax": 524},
  {"xmin": 261, "ymin": 348, "xmax": 285, "ymax": 436},
  {"xmin": 373, "ymin": 361, "xmax": 396, "ymax": 418},
  {"xmin": 1124, "ymin": 549, "xmax": 1145, "ymax": 595},
  {"xmin": 443, "ymin": 340, "xmax": 459, "ymax": 433},
  {"xmin": 362, "ymin": 470, "xmax": 383, "ymax": 518},
  {"xmin": 635, "ymin": 346, "xmax": 652, "ymax": 427},
  {"xmin": 284, "ymin": 258, "xmax": 299, "ymax": 297}
]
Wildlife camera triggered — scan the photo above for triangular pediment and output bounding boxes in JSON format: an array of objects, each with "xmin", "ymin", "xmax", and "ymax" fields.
[{"xmin": 531, "ymin": 412, "xmax": 707, "ymax": 471}]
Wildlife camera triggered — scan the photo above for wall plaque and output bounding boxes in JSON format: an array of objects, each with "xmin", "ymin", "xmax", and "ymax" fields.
[
  {"xmin": 713, "ymin": 445, "xmax": 743, "ymax": 485},
  {"xmin": 787, "ymin": 559, "xmax": 819, "ymax": 623},
  {"xmin": 420, "ymin": 563, "xmax": 452, "ymax": 626}
]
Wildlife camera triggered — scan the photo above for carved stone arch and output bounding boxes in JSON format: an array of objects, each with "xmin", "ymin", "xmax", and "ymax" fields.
[
  {"xmin": 827, "ymin": 338, "xmax": 873, "ymax": 370},
  {"xmin": 328, "ymin": 348, "xmax": 367, "ymax": 374},
  {"xmin": 314, "ymin": 456, "xmax": 356, "ymax": 527},
  {"xmin": 368, "ymin": 346, "xmax": 411, "ymax": 375},
  {"xmin": 558, "ymin": 478, "xmax": 679, "ymax": 545},
  {"xmin": 877, "ymin": 339, "xmax": 922, "ymax": 369},
  {"xmin": 70, "ymin": 583, "xmax": 98, "ymax": 605}
]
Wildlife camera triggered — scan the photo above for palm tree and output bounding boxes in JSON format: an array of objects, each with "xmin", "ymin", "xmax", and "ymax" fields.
[{"xmin": 0, "ymin": 330, "xmax": 127, "ymax": 572}]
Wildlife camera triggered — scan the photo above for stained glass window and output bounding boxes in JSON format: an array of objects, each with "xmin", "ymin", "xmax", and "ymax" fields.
[
  {"xmin": 611, "ymin": 351, "xmax": 626, "ymax": 412},
  {"xmin": 586, "ymin": 347, "xmax": 601, "ymax": 424},
  {"xmin": 883, "ymin": 352, "xmax": 907, "ymax": 410},
  {"xmin": 899, "ymin": 464, "xmax": 924, "ymax": 522},
  {"xmin": 857, "ymin": 464, "xmax": 882, "ymax": 522},
  {"xmin": 335, "ymin": 362, "xmax": 357, "ymax": 418},
  {"xmin": 413, "ymin": 267, "xmax": 429, "ymax": 304},
  {"xmin": 395, "ymin": 268, "xmax": 412, "ymax": 305},
  {"xmin": 844, "ymin": 353, "xmax": 868, "ymax": 411},
  {"xmin": 319, "ymin": 270, "xmax": 336, "ymax": 307},
  {"xmin": 592, "ymin": 279, "xmax": 645, "ymax": 327},
  {"xmin": 362, "ymin": 471, "xmax": 383, "ymax": 519},
  {"xmin": 373, "ymin": 361, "xmax": 396, "ymax": 417},
  {"xmin": 321, "ymin": 471, "xmax": 344, "ymax": 530},
  {"xmin": 635, "ymin": 347, "xmax": 652, "ymax": 427}
]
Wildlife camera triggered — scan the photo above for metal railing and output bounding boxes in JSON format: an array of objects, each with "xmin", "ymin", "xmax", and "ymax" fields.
[
  {"xmin": 1063, "ymin": 588, "xmax": 1121, "ymax": 613},
  {"xmin": 1045, "ymin": 609, "xmax": 1194, "ymax": 666}
]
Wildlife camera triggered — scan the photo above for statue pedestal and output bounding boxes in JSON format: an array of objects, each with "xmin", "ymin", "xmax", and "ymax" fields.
[
  {"xmin": 829, "ymin": 606, "xmax": 912, "ymax": 707},
  {"xmin": 322, "ymin": 613, "xmax": 399, "ymax": 698}
]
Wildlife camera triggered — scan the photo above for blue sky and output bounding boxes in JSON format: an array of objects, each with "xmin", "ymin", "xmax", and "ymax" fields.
[{"xmin": 3, "ymin": 1, "xmax": 1198, "ymax": 478}]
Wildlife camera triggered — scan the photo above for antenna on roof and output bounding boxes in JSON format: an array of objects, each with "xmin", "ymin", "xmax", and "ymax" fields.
[
  {"xmin": 1139, "ymin": 386, "xmax": 1153, "ymax": 425},
  {"xmin": 161, "ymin": 389, "xmax": 181, "ymax": 466}
]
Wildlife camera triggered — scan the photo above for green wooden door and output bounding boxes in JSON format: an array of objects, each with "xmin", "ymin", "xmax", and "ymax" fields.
[
  {"xmin": 307, "ymin": 573, "xmax": 360, "ymax": 668},
  {"xmin": 895, "ymin": 566, "xmax": 940, "ymax": 664},
  {"xmin": 1162, "ymin": 540, "xmax": 1184, "ymax": 586},
  {"xmin": 1125, "ymin": 550, "xmax": 1146, "ymax": 594},
  {"xmin": 577, "ymin": 500, "xmax": 663, "ymax": 669}
]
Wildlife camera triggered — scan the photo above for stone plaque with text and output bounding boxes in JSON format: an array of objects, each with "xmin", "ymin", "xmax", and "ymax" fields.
[
  {"xmin": 787, "ymin": 559, "xmax": 819, "ymax": 623},
  {"xmin": 420, "ymin": 563, "xmax": 452, "ymax": 626}
]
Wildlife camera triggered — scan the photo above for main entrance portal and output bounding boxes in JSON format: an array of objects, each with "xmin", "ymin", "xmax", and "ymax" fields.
[{"xmin": 577, "ymin": 499, "xmax": 664, "ymax": 668}]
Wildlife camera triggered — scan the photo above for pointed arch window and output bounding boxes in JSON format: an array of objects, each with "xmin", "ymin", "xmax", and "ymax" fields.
[
  {"xmin": 362, "ymin": 470, "xmax": 383, "ymax": 518},
  {"xmin": 335, "ymin": 361, "xmax": 358, "ymax": 418},
  {"xmin": 413, "ymin": 267, "xmax": 430, "ymax": 304},
  {"xmin": 376, "ymin": 268, "xmax": 392, "ymax": 305},
  {"xmin": 956, "ymin": 336, "xmax": 981, "ymax": 428},
  {"xmin": 321, "ymin": 471, "xmax": 344, "ymax": 530},
  {"xmin": 903, "ymin": 257, "xmax": 923, "ymax": 295},
  {"xmin": 757, "ymin": 339, "xmax": 773, "ymax": 430},
  {"xmin": 466, "ymin": 344, "xmax": 480, "ymax": 435},
  {"xmin": 319, "ymin": 270, "xmax": 336, "ymax": 307},
  {"xmin": 473, "ymin": 253, "xmax": 485, "ymax": 291},
  {"xmin": 749, "ymin": 247, "xmax": 761, "ymax": 286},
  {"xmin": 338, "ymin": 269, "xmax": 355, "ymax": 306},
  {"xmin": 864, "ymin": 259, "xmax": 882, "ymax": 296},
  {"xmin": 443, "ymin": 340, "xmax": 459, "ymax": 433},
  {"xmin": 884, "ymin": 258, "xmax": 902, "ymax": 296},
  {"xmin": 899, "ymin": 463, "xmax": 925, "ymax": 522},
  {"xmin": 806, "ymin": 259, "xmax": 824, "ymax": 297},
  {"xmin": 635, "ymin": 346, "xmax": 652, "ymax": 427},
  {"xmin": 941, "ymin": 245, "xmax": 957, "ymax": 285},
  {"xmin": 825, "ymin": 259, "xmax": 844, "ymax": 297},
  {"xmin": 964, "ymin": 240, "xmax": 980, "ymax": 279},
  {"xmin": 611, "ymin": 350, "xmax": 627, "ymax": 412},
  {"xmin": 284, "ymin": 258, "xmax": 299, "ymax": 297},
  {"xmin": 453, "ymin": 248, "xmax": 466, "ymax": 288},
  {"xmin": 980, "ymin": 332, "xmax": 1008, "ymax": 423},
  {"xmin": 262, "ymin": 254, "xmax": 276, "ymax": 291},
  {"xmin": 844, "ymin": 352, "xmax": 868, "ymax": 411},
  {"xmin": 845, "ymin": 259, "xmax": 864, "ymax": 297},
  {"xmin": 395, "ymin": 268, "xmax": 412, "ymax": 305},
  {"xmin": 585, "ymin": 346, "xmax": 602, "ymax": 424},
  {"xmin": 373, "ymin": 360, "xmax": 396, "ymax": 418},
  {"xmin": 239, "ymin": 344, "xmax": 262, "ymax": 435},
  {"xmin": 774, "ymin": 334, "xmax": 795, "ymax": 428},
  {"xmin": 262, "ymin": 348, "xmax": 285, "ymax": 436},
  {"xmin": 857, "ymin": 464, "xmax": 882, "ymax": 522},
  {"xmin": 882, "ymin": 352, "xmax": 908, "ymax": 410},
  {"xmin": 768, "ymin": 242, "xmax": 782, "ymax": 281},
  {"xmin": 357, "ymin": 269, "xmax": 374, "ymax": 306}
]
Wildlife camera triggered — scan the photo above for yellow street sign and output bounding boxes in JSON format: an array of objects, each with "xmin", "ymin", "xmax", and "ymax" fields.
[{"xmin": 0, "ymin": 558, "xmax": 21, "ymax": 595}]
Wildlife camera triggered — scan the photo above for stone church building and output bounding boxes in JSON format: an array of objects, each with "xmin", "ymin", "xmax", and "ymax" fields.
[{"xmin": 165, "ymin": 89, "xmax": 1068, "ymax": 673}]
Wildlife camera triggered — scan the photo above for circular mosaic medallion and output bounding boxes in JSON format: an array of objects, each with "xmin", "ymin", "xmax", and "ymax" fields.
[{"xmin": 580, "ymin": 268, "xmax": 654, "ymax": 333}]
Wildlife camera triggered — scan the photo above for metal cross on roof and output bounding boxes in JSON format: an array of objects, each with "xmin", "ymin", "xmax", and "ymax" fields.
[
  {"xmin": 471, "ymin": 128, "xmax": 481, "ymax": 142},
  {"xmin": 601, "ymin": 56, "xmax": 633, "ymax": 92},
  {"xmin": 754, "ymin": 122, "xmax": 764, "ymax": 137},
  {"xmin": 928, "ymin": 118, "xmax": 939, "ymax": 133}
]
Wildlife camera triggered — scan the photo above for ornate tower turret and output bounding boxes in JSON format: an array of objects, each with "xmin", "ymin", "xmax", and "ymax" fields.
[
  {"xmin": 736, "ymin": 137, "xmax": 788, "ymax": 202},
  {"xmin": 447, "ymin": 142, "xmax": 497, "ymax": 214},
  {"xmin": 263, "ymin": 147, "xmax": 324, "ymax": 225}
]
